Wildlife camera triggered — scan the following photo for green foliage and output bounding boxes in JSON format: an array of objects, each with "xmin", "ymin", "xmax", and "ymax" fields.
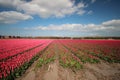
[
  {"xmin": 36, "ymin": 58, "xmax": 44, "ymax": 67},
  {"xmin": 102, "ymin": 56, "xmax": 111, "ymax": 62},
  {"xmin": 36, "ymin": 57, "xmax": 55, "ymax": 68},
  {"xmin": 59, "ymin": 60, "xmax": 66, "ymax": 68},
  {"xmin": 59, "ymin": 59, "xmax": 83, "ymax": 70},
  {"xmin": 85, "ymin": 58, "xmax": 100, "ymax": 63},
  {"xmin": 44, "ymin": 57, "xmax": 55, "ymax": 64},
  {"xmin": 88, "ymin": 52, "xmax": 117, "ymax": 63},
  {"xmin": 112, "ymin": 59, "xmax": 120, "ymax": 63},
  {"xmin": 70, "ymin": 60, "xmax": 76, "ymax": 67},
  {"xmin": 80, "ymin": 57, "xmax": 86, "ymax": 63},
  {"xmin": 75, "ymin": 61, "xmax": 83, "ymax": 70}
]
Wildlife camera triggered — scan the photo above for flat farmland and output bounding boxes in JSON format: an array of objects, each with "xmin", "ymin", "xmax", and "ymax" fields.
[{"xmin": 0, "ymin": 39, "xmax": 120, "ymax": 80}]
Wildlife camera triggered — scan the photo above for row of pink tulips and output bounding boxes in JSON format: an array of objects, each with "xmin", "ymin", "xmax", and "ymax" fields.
[{"xmin": 0, "ymin": 39, "xmax": 53, "ymax": 79}]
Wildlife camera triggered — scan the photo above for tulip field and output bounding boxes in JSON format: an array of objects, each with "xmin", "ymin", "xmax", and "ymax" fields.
[
  {"xmin": 0, "ymin": 39, "xmax": 53, "ymax": 80},
  {"xmin": 0, "ymin": 39, "xmax": 120, "ymax": 80}
]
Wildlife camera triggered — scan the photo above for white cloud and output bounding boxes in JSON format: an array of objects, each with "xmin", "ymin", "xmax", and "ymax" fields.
[
  {"xmin": 91, "ymin": 0, "xmax": 96, "ymax": 3},
  {"xmin": 0, "ymin": 0, "xmax": 23, "ymax": 7},
  {"xmin": 25, "ymin": 19, "xmax": 120, "ymax": 36},
  {"xmin": 0, "ymin": 11, "xmax": 33, "ymax": 23},
  {"xmin": 102, "ymin": 19, "xmax": 120, "ymax": 27},
  {"xmin": 18, "ymin": 0, "xmax": 87, "ymax": 18},
  {"xmin": 25, "ymin": 24, "xmax": 82, "ymax": 31},
  {"xmin": 87, "ymin": 10, "xmax": 93, "ymax": 15},
  {"xmin": 77, "ymin": 9, "xmax": 86, "ymax": 15},
  {"xmin": 0, "ymin": 0, "xmax": 88, "ymax": 18}
]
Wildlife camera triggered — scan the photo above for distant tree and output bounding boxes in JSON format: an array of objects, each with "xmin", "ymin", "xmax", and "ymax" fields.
[
  {"xmin": 9, "ymin": 36, "xmax": 12, "ymax": 38},
  {"xmin": 13, "ymin": 36, "xmax": 16, "ymax": 38},
  {"xmin": 17, "ymin": 36, "xmax": 20, "ymax": 38},
  {"xmin": 2, "ymin": 36, "xmax": 5, "ymax": 39}
]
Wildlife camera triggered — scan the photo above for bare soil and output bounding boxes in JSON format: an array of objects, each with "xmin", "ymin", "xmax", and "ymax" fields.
[
  {"xmin": 16, "ymin": 59, "xmax": 120, "ymax": 80},
  {"xmin": 16, "ymin": 45, "xmax": 120, "ymax": 80}
]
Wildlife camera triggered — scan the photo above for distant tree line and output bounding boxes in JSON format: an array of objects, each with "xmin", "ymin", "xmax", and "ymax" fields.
[
  {"xmin": 73, "ymin": 37, "xmax": 120, "ymax": 39},
  {"xmin": 0, "ymin": 35, "xmax": 21, "ymax": 39},
  {"xmin": 0, "ymin": 35, "xmax": 120, "ymax": 39}
]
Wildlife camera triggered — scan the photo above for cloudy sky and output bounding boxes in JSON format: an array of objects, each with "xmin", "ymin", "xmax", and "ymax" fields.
[{"xmin": 0, "ymin": 0, "xmax": 120, "ymax": 37}]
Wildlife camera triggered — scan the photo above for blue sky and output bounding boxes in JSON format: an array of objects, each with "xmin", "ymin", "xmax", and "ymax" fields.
[{"xmin": 0, "ymin": 0, "xmax": 120, "ymax": 37}]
